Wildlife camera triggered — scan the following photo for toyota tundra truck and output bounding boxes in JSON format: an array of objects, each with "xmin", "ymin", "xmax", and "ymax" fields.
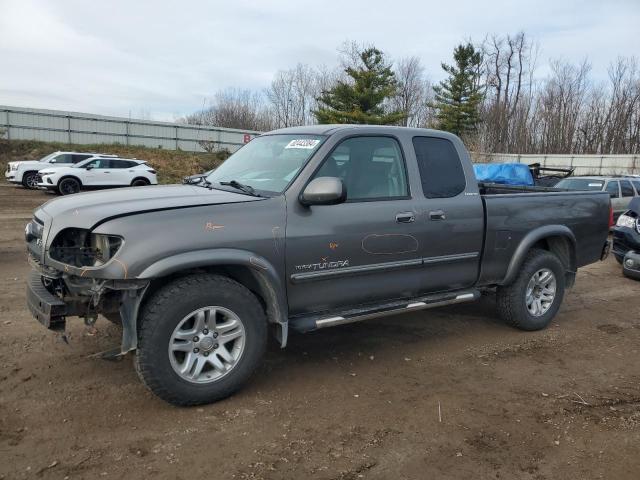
[{"xmin": 24, "ymin": 125, "xmax": 612, "ymax": 406}]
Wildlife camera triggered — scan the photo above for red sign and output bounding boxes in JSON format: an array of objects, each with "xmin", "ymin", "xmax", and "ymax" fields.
[{"xmin": 243, "ymin": 134, "xmax": 251, "ymax": 143}]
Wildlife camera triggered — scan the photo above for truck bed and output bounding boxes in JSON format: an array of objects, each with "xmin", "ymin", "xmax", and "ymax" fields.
[{"xmin": 477, "ymin": 183, "xmax": 611, "ymax": 286}]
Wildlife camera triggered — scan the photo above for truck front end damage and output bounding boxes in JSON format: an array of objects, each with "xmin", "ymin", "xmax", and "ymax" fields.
[{"xmin": 25, "ymin": 214, "xmax": 148, "ymax": 356}]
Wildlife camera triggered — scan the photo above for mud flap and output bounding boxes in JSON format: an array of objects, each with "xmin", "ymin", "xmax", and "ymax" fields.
[{"xmin": 119, "ymin": 285, "xmax": 149, "ymax": 354}]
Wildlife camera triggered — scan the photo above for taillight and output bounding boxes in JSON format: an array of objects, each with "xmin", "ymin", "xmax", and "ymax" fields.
[
  {"xmin": 609, "ymin": 204, "xmax": 614, "ymax": 228},
  {"xmin": 148, "ymin": 169, "xmax": 156, "ymax": 174}
]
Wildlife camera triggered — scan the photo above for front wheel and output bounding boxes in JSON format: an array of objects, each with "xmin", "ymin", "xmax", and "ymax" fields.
[
  {"xmin": 496, "ymin": 249, "xmax": 565, "ymax": 331},
  {"xmin": 57, "ymin": 177, "xmax": 81, "ymax": 195},
  {"xmin": 22, "ymin": 172, "xmax": 39, "ymax": 189},
  {"xmin": 135, "ymin": 274, "xmax": 267, "ymax": 406}
]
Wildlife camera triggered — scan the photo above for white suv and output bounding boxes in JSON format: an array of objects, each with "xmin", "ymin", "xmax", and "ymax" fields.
[
  {"xmin": 5, "ymin": 151, "xmax": 116, "ymax": 189},
  {"xmin": 37, "ymin": 157, "xmax": 158, "ymax": 195}
]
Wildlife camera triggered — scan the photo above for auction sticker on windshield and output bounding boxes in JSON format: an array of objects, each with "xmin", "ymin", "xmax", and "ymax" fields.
[{"xmin": 285, "ymin": 139, "xmax": 320, "ymax": 149}]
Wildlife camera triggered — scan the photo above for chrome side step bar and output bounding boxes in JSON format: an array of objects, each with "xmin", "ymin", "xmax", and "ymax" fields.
[{"xmin": 290, "ymin": 290, "xmax": 480, "ymax": 332}]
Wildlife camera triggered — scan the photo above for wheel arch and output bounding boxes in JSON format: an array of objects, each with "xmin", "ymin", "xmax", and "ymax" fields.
[
  {"xmin": 57, "ymin": 175, "xmax": 83, "ymax": 187},
  {"xmin": 21, "ymin": 169, "xmax": 39, "ymax": 186},
  {"xmin": 130, "ymin": 176, "xmax": 150, "ymax": 186},
  {"xmin": 136, "ymin": 249, "xmax": 289, "ymax": 346},
  {"xmin": 501, "ymin": 226, "xmax": 577, "ymax": 287}
]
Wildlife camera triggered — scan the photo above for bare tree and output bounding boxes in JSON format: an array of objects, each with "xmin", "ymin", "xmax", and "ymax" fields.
[
  {"xmin": 184, "ymin": 88, "xmax": 272, "ymax": 132},
  {"xmin": 265, "ymin": 64, "xmax": 320, "ymax": 128},
  {"xmin": 390, "ymin": 56, "xmax": 429, "ymax": 127}
]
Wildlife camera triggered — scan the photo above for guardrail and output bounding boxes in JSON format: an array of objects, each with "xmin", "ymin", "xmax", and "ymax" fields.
[
  {"xmin": 0, "ymin": 105, "xmax": 261, "ymax": 153},
  {"xmin": 472, "ymin": 152, "xmax": 640, "ymax": 176}
]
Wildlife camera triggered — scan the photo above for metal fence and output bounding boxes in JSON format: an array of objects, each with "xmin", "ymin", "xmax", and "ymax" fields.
[
  {"xmin": 472, "ymin": 152, "xmax": 640, "ymax": 176},
  {"xmin": 0, "ymin": 105, "xmax": 261, "ymax": 153}
]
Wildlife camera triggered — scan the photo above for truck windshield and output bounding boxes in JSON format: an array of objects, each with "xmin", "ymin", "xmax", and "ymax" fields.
[
  {"xmin": 555, "ymin": 178, "xmax": 604, "ymax": 191},
  {"xmin": 205, "ymin": 134, "xmax": 325, "ymax": 195}
]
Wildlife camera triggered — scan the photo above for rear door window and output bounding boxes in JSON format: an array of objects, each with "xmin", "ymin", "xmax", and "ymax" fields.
[
  {"xmin": 620, "ymin": 180, "xmax": 635, "ymax": 197},
  {"xmin": 605, "ymin": 181, "xmax": 620, "ymax": 198},
  {"xmin": 107, "ymin": 160, "xmax": 128, "ymax": 169},
  {"xmin": 72, "ymin": 154, "xmax": 91, "ymax": 163},
  {"xmin": 632, "ymin": 181, "xmax": 640, "ymax": 195},
  {"xmin": 412, "ymin": 137, "xmax": 466, "ymax": 198},
  {"xmin": 52, "ymin": 154, "xmax": 73, "ymax": 164}
]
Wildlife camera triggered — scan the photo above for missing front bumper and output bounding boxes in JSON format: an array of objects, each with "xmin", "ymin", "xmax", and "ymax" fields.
[{"xmin": 26, "ymin": 271, "xmax": 67, "ymax": 330}]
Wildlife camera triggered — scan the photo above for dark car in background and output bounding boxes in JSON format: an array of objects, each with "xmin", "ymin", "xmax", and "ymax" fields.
[
  {"xmin": 612, "ymin": 197, "xmax": 640, "ymax": 275},
  {"xmin": 555, "ymin": 176, "xmax": 640, "ymax": 220}
]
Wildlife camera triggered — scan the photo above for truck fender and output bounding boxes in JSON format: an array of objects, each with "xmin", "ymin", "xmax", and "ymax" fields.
[
  {"xmin": 136, "ymin": 248, "xmax": 289, "ymax": 346},
  {"xmin": 501, "ymin": 225, "xmax": 577, "ymax": 286}
]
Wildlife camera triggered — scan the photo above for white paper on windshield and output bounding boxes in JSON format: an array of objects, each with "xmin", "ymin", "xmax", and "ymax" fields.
[
  {"xmin": 285, "ymin": 139, "xmax": 320, "ymax": 149},
  {"xmin": 588, "ymin": 183, "xmax": 603, "ymax": 187}
]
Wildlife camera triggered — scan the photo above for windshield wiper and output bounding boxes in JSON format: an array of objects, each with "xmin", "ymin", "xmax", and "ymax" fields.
[{"xmin": 219, "ymin": 180, "xmax": 262, "ymax": 197}]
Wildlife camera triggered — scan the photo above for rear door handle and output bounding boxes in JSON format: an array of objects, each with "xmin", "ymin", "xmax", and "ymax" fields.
[
  {"xmin": 396, "ymin": 212, "xmax": 415, "ymax": 223},
  {"xmin": 429, "ymin": 210, "xmax": 446, "ymax": 221}
]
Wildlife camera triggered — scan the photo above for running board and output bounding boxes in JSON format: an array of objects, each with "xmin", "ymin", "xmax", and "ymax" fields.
[{"xmin": 289, "ymin": 290, "xmax": 480, "ymax": 332}]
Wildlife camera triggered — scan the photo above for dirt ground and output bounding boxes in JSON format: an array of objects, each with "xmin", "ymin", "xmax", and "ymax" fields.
[{"xmin": 1, "ymin": 185, "xmax": 639, "ymax": 480}]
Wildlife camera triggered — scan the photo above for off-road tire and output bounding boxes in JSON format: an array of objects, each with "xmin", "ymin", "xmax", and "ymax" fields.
[
  {"xmin": 22, "ymin": 171, "xmax": 39, "ymax": 189},
  {"xmin": 134, "ymin": 274, "xmax": 267, "ymax": 406},
  {"xmin": 496, "ymin": 249, "xmax": 565, "ymax": 331}
]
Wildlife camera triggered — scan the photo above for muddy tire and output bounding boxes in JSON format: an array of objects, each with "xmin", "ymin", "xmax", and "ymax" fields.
[
  {"xmin": 496, "ymin": 249, "xmax": 565, "ymax": 331},
  {"xmin": 134, "ymin": 274, "xmax": 267, "ymax": 406}
]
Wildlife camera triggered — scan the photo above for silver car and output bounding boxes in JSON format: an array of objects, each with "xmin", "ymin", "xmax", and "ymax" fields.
[{"xmin": 556, "ymin": 176, "xmax": 640, "ymax": 219}]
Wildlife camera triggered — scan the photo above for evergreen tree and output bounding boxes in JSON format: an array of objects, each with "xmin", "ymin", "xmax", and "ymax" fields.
[
  {"xmin": 432, "ymin": 43, "xmax": 483, "ymax": 136},
  {"xmin": 313, "ymin": 48, "xmax": 406, "ymax": 125}
]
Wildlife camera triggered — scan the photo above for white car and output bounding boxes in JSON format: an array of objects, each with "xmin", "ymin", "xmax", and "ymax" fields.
[
  {"xmin": 5, "ymin": 151, "xmax": 116, "ymax": 189},
  {"xmin": 37, "ymin": 157, "xmax": 158, "ymax": 195}
]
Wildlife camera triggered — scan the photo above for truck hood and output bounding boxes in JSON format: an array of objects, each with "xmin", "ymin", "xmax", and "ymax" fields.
[
  {"xmin": 37, "ymin": 184, "xmax": 265, "ymax": 229},
  {"xmin": 10, "ymin": 160, "xmax": 43, "ymax": 169}
]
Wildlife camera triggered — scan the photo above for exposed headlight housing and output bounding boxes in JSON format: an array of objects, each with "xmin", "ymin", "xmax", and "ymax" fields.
[
  {"xmin": 49, "ymin": 228, "xmax": 123, "ymax": 267},
  {"xmin": 616, "ymin": 213, "xmax": 637, "ymax": 230},
  {"xmin": 11, "ymin": 163, "xmax": 20, "ymax": 171}
]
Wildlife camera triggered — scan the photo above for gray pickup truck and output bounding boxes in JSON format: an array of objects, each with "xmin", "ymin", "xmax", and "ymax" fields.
[{"xmin": 25, "ymin": 125, "xmax": 611, "ymax": 405}]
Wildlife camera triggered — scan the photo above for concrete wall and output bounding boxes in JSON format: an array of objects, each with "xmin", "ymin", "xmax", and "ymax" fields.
[
  {"xmin": 472, "ymin": 152, "xmax": 640, "ymax": 176},
  {"xmin": 0, "ymin": 106, "xmax": 261, "ymax": 153}
]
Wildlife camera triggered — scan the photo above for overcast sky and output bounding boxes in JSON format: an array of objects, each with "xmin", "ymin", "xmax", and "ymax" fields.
[{"xmin": 1, "ymin": 0, "xmax": 638, "ymax": 121}]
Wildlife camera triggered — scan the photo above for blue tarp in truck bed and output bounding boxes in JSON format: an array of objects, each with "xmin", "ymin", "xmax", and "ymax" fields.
[{"xmin": 473, "ymin": 163, "xmax": 534, "ymax": 186}]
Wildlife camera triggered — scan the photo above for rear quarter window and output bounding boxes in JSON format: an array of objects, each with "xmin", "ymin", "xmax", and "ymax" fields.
[
  {"xmin": 605, "ymin": 181, "xmax": 620, "ymax": 198},
  {"xmin": 412, "ymin": 137, "xmax": 466, "ymax": 198},
  {"xmin": 620, "ymin": 180, "xmax": 635, "ymax": 197}
]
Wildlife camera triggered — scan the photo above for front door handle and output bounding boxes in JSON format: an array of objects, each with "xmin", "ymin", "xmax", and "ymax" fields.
[
  {"xmin": 429, "ymin": 210, "xmax": 446, "ymax": 221},
  {"xmin": 396, "ymin": 212, "xmax": 415, "ymax": 223}
]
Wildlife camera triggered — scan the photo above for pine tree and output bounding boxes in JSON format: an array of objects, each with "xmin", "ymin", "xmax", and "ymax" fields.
[
  {"xmin": 432, "ymin": 43, "xmax": 483, "ymax": 136},
  {"xmin": 313, "ymin": 48, "xmax": 406, "ymax": 125}
]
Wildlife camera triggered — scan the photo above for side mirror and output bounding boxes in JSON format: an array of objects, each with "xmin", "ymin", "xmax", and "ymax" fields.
[
  {"xmin": 50, "ymin": 159, "xmax": 56, "ymax": 163},
  {"xmin": 300, "ymin": 177, "xmax": 347, "ymax": 206},
  {"xmin": 610, "ymin": 192, "xmax": 617, "ymax": 198},
  {"xmin": 85, "ymin": 165, "xmax": 94, "ymax": 170}
]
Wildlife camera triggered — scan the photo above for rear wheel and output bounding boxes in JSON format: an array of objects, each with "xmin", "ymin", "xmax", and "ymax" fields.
[
  {"xmin": 135, "ymin": 274, "xmax": 267, "ymax": 406},
  {"xmin": 131, "ymin": 178, "xmax": 149, "ymax": 187},
  {"xmin": 57, "ymin": 177, "xmax": 81, "ymax": 195},
  {"xmin": 22, "ymin": 171, "xmax": 39, "ymax": 189},
  {"xmin": 496, "ymin": 249, "xmax": 565, "ymax": 331}
]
